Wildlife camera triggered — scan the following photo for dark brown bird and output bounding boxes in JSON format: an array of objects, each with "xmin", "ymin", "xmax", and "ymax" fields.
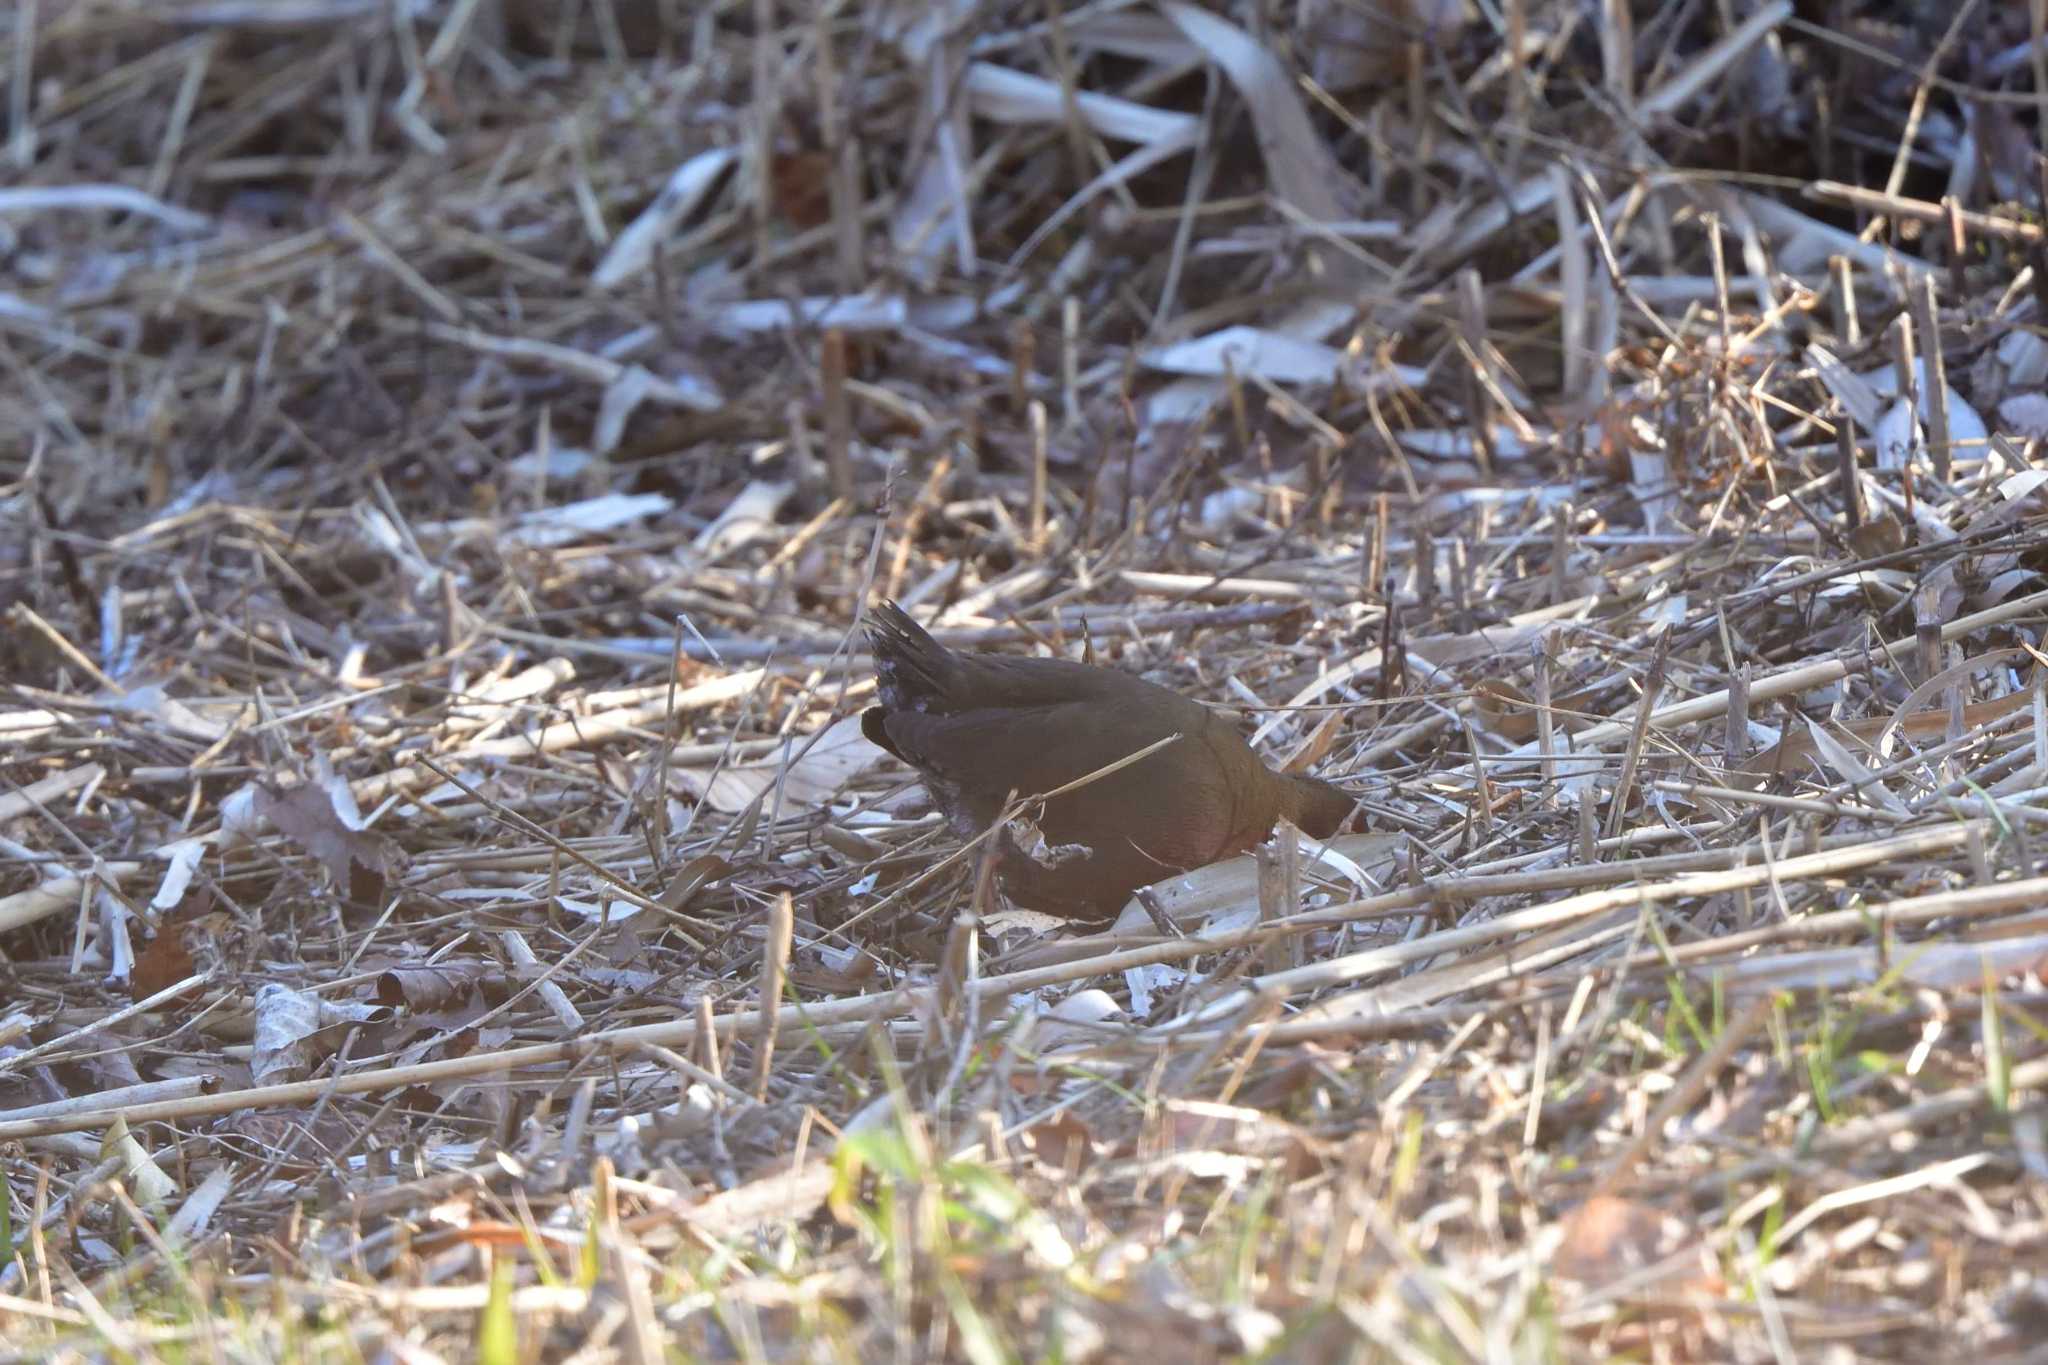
[{"xmin": 860, "ymin": 600, "xmax": 1357, "ymax": 918}]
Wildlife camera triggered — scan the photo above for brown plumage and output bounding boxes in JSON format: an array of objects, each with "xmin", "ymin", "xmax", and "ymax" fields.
[{"xmin": 860, "ymin": 600, "xmax": 1357, "ymax": 918}]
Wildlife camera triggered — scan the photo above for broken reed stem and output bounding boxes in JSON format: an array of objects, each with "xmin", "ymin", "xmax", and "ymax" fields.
[
  {"xmin": 1908, "ymin": 272, "xmax": 1950, "ymax": 480},
  {"xmin": 1060, "ymin": 295, "xmax": 1079, "ymax": 429},
  {"xmin": 1831, "ymin": 253, "xmax": 1860, "ymax": 346},
  {"xmin": 821, "ymin": 327, "xmax": 853, "ymax": 500},
  {"xmin": 1028, "ymin": 398, "xmax": 1049, "ymax": 553},
  {"xmin": 813, "ymin": 7, "xmax": 862, "ymax": 292},
  {"xmin": 1603, "ymin": 626, "xmax": 1670, "ymax": 839},
  {"xmin": 752, "ymin": 893, "xmax": 793, "ymax": 1101},
  {"xmin": 1258, "ymin": 825, "xmax": 1302, "ymax": 975}
]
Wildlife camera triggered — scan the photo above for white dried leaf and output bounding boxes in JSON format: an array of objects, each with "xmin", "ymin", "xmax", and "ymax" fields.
[
  {"xmin": 506, "ymin": 493, "xmax": 673, "ymax": 548},
  {"xmin": 966, "ymin": 63, "xmax": 1197, "ymax": 146},
  {"xmin": 592, "ymin": 147, "xmax": 738, "ymax": 289},
  {"xmin": 150, "ymin": 839, "xmax": 208, "ymax": 912},
  {"xmin": 1999, "ymin": 393, "xmax": 2048, "ymax": 440},
  {"xmin": 250, "ymin": 982, "xmax": 383, "ymax": 1087},
  {"xmin": 1046, "ymin": 989, "xmax": 1124, "ymax": 1025},
  {"xmin": 1108, "ymin": 832, "xmax": 1401, "ymax": 934},
  {"xmin": 1629, "ymin": 445, "xmax": 1676, "ymax": 533},
  {"xmin": 1862, "ymin": 359, "xmax": 1987, "ymax": 451},
  {"xmin": 706, "ymin": 295, "xmax": 910, "ymax": 335},
  {"xmin": 693, "ymin": 479, "xmax": 792, "ymax": 557},
  {"xmin": 1396, "ymin": 427, "xmax": 1551, "ymax": 461},
  {"xmin": 1872, "ymin": 396, "xmax": 1921, "ymax": 470},
  {"xmin": 1139, "ymin": 327, "xmax": 1346, "ymax": 384},
  {"xmin": 100, "ymin": 1116, "xmax": 177, "ymax": 1208},
  {"xmin": 1999, "ymin": 469, "xmax": 2048, "ymax": 501},
  {"xmin": 1198, "ymin": 485, "xmax": 1265, "ymax": 531},
  {"xmin": 1948, "ymin": 392, "xmax": 1989, "ymax": 449},
  {"xmin": 1998, "ymin": 330, "xmax": 2048, "ymax": 388},
  {"xmin": 1804, "ymin": 720, "xmax": 1908, "ymax": 814},
  {"xmin": 103, "ymin": 685, "xmax": 231, "ymax": 743},
  {"xmin": 671, "ymin": 714, "xmax": 885, "ymax": 814},
  {"xmin": 1035, "ymin": 988, "xmax": 1128, "ymax": 1052},
  {"xmin": 1123, "ymin": 962, "xmax": 1184, "ymax": 1015},
  {"xmin": 1805, "ymin": 343, "xmax": 1881, "ymax": 428},
  {"xmin": 592, "ymin": 366, "xmax": 657, "ymax": 455},
  {"xmin": 554, "ymin": 896, "xmax": 644, "ymax": 926},
  {"xmin": 220, "ymin": 784, "xmax": 262, "ymax": 846},
  {"xmin": 354, "ymin": 504, "xmax": 441, "ymax": 589},
  {"xmin": 1159, "ymin": 0, "xmax": 1346, "ymax": 221},
  {"xmin": 503, "ymin": 447, "xmax": 594, "ymax": 481},
  {"xmin": 165, "ymin": 1166, "xmax": 236, "ymax": 1242},
  {"xmin": 1978, "ymin": 567, "xmax": 2040, "ymax": 608}
]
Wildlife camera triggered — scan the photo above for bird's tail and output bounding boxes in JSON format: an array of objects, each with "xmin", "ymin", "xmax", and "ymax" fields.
[{"xmin": 865, "ymin": 599, "xmax": 956, "ymax": 710}]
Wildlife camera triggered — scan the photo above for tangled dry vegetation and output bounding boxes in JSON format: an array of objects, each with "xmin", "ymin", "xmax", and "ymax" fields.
[{"xmin": 8, "ymin": 0, "xmax": 2048, "ymax": 1359}]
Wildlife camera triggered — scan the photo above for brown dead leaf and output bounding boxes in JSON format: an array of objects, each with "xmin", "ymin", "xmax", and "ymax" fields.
[
  {"xmin": 769, "ymin": 149, "xmax": 833, "ymax": 229},
  {"xmin": 1279, "ymin": 705, "xmax": 1346, "ymax": 773},
  {"xmin": 1847, "ymin": 509, "xmax": 1908, "ymax": 558},
  {"xmin": 132, "ymin": 896, "xmax": 227, "ymax": 1002},
  {"xmin": 130, "ymin": 926, "xmax": 197, "ymax": 1003},
  {"xmin": 374, "ymin": 962, "xmax": 495, "ymax": 1010},
  {"xmin": 1020, "ymin": 1111, "xmax": 1100, "ymax": 1173},
  {"xmin": 658, "ymin": 853, "xmax": 733, "ymax": 911},
  {"xmin": 1555, "ymin": 1195, "xmax": 1724, "ymax": 1297},
  {"xmin": 257, "ymin": 779, "xmax": 397, "ymax": 905},
  {"xmin": 1473, "ymin": 678, "xmax": 1539, "ymax": 741}
]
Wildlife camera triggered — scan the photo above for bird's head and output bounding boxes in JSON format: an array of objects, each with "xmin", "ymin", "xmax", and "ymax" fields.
[{"xmin": 1282, "ymin": 773, "xmax": 1364, "ymax": 839}]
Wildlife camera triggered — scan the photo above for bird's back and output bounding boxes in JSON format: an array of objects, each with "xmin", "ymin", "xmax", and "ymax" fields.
[{"xmin": 866, "ymin": 599, "xmax": 1207, "ymax": 724}]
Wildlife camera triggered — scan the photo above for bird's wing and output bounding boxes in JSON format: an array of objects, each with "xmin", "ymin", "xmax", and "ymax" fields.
[
  {"xmin": 870, "ymin": 700, "xmax": 1237, "ymax": 868},
  {"xmin": 868, "ymin": 700, "xmax": 1127, "ymax": 800}
]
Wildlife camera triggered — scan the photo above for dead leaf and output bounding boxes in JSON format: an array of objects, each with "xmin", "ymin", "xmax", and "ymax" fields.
[
  {"xmin": 1999, "ymin": 393, "xmax": 2048, "ymax": 440},
  {"xmin": 131, "ymin": 927, "xmax": 198, "ymax": 1004},
  {"xmin": 770, "ymin": 149, "xmax": 833, "ymax": 228},
  {"xmin": 1021, "ymin": 1111, "xmax": 1100, "ymax": 1173},
  {"xmin": 1279, "ymin": 706, "xmax": 1346, "ymax": 772},
  {"xmin": 658, "ymin": 853, "xmax": 733, "ymax": 910},
  {"xmin": 671, "ymin": 714, "xmax": 884, "ymax": 814},
  {"xmin": 250, "ymin": 983, "xmax": 387, "ymax": 1087},
  {"xmin": 100, "ymin": 1115, "xmax": 177, "ymax": 1207},
  {"xmin": 1473, "ymin": 679, "xmax": 1539, "ymax": 742},
  {"xmin": 1555, "ymin": 1195, "xmax": 1724, "ymax": 1297},
  {"xmin": 255, "ymin": 772, "xmax": 397, "ymax": 906},
  {"xmin": 1846, "ymin": 509, "xmax": 1908, "ymax": 558},
  {"xmin": 1107, "ymin": 831, "xmax": 1403, "ymax": 934},
  {"xmin": 374, "ymin": 962, "xmax": 494, "ymax": 1010}
]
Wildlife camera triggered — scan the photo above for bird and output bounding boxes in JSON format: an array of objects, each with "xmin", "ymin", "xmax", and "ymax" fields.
[{"xmin": 859, "ymin": 600, "xmax": 1358, "ymax": 918}]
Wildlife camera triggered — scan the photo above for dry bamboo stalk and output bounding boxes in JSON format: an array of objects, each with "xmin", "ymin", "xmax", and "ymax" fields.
[
  {"xmin": 820, "ymin": 328, "xmax": 853, "ymax": 501},
  {"xmin": 751, "ymin": 893, "xmax": 793, "ymax": 1101}
]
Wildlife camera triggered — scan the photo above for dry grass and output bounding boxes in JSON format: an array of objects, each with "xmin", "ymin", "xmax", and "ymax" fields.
[{"xmin": 5, "ymin": 0, "xmax": 2048, "ymax": 1359}]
